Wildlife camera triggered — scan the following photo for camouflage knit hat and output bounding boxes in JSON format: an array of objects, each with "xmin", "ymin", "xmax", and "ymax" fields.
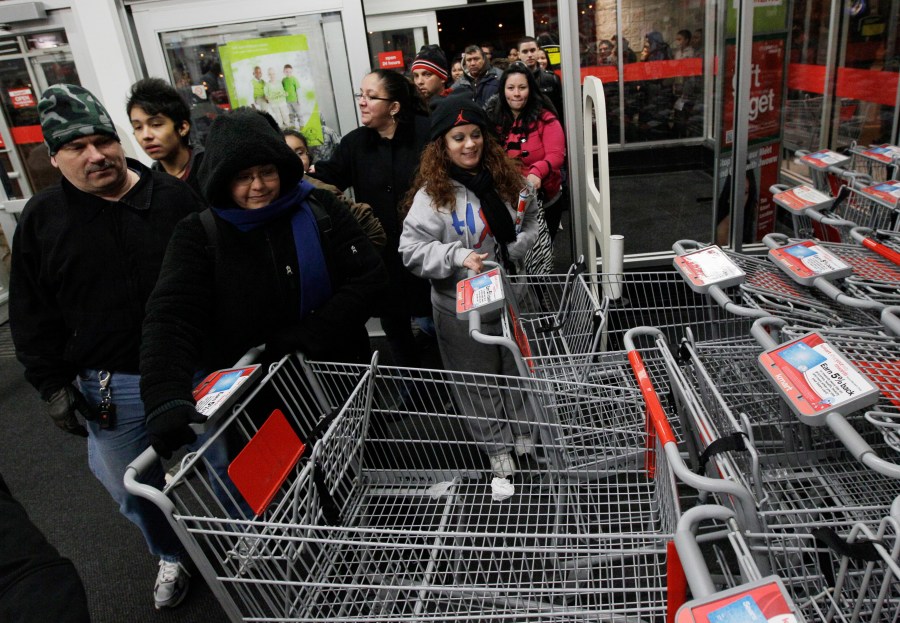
[{"xmin": 38, "ymin": 84, "xmax": 118, "ymax": 154}]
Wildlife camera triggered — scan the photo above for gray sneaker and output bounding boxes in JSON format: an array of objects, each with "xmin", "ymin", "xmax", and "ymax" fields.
[{"xmin": 154, "ymin": 560, "xmax": 190, "ymax": 609}]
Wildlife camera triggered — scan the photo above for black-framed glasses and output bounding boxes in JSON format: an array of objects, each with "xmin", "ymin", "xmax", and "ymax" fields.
[{"xmin": 354, "ymin": 92, "xmax": 392, "ymax": 103}]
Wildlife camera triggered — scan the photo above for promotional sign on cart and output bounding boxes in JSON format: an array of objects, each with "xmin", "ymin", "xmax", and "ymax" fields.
[
  {"xmin": 757, "ymin": 333, "xmax": 879, "ymax": 424},
  {"xmin": 673, "ymin": 246, "xmax": 745, "ymax": 294}
]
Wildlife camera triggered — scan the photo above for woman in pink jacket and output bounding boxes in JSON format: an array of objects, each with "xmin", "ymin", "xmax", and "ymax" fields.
[{"xmin": 488, "ymin": 62, "xmax": 567, "ymax": 243}]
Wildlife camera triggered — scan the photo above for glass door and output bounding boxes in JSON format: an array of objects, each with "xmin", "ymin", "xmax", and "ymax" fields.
[
  {"xmin": 365, "ymin": 13, "xmax": 439, "ymax": 74},
  {"xmin": 130, "ymin": 0, "xmax": 367, "ymax": 143}
]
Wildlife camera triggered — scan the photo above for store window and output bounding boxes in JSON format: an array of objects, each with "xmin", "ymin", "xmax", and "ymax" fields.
[
  {"xmin": 783, "ymin": 0, "xmax": 899, "ymax": 180},
  {"xmin": 534, "ymin": 0, "xmax": 706, "ymax": 145},
  {"xmin": 160, "ymin": 15, "xmax": 343, "ymax": 156}
]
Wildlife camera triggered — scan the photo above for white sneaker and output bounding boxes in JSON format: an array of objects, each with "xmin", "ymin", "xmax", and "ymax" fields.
[
  {"xmin": 514, "ymin": 434, "xmax": 535, "ymax": 457},
  {"xmin": 154, "ymin": 559, "xmax": 190, "ymax": 609},
  {"xmin": 489, "ymin": 452, "xmax": 515, "ymax": 479}
]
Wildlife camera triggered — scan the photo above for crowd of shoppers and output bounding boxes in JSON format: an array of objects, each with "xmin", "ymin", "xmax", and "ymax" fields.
[{"xmin": 6, "ymin": 33, "xmax": 571, "ymax": 614}]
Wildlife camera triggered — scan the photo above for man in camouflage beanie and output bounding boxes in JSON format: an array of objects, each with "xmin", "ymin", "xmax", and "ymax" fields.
[
  {"xmin": 11, "ymin": 83, "xmax": 205, "ymax": 610},
  {"xmin": 39, "ymin": 84, "xmax": 119, "ymax": 155}
]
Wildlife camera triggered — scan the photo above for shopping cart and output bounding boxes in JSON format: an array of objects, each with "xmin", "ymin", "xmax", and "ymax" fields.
[
  {"xmin": 847, "ymin": 141, "xmax": 900, "ymax": 183},
  {"xmin": 675, "ymin": 504, "xmax": 900, "ymax": 622},
  {"xmin": 783, "ymin": 96, "xmax": 824, "ymax": 153},
  {"xmin": 127, "ymin": 341, "xmax": 703, "ymax": 622},
  {"xmin": 761, "ymin": 233, "xmax": 900, "ymax": 316},
  {"xmin": 673, "ymin": 240, "xmax": 882, "ymax": 332},
  {"xmin": 771, "ymin": 180, "xmax": 900, "ymax": 243},
  {"xmin": 676, "ymin": 324, "xmax": 900, "ymax": 528}
]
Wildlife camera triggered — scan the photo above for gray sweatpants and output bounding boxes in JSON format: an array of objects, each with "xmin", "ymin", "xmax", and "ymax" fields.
[{"xmin": 434, "ymin": 308, "xmax": 533, "ymax": 456}]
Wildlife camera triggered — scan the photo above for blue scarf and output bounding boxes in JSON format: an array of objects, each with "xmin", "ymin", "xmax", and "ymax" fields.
[{"xmin": 213, "ymin": 180, "xmax": 332, "ymax": 318}]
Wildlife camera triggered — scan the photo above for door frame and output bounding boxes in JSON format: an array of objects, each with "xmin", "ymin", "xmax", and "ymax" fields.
[{"xmin": 366, "ymin": 12, "xmax": 439, "ymax": 52}]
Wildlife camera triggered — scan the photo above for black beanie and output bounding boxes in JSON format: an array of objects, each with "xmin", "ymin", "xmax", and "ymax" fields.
[
  {"xmin": 429, "ymin": 96, "xmax": 491, "ymax": 142},
  {"xmin": 197, "ymin": 108, "xmax": 304, "ymax": 207},
  {"xmin": 411, "ymin": 44, "xmax": 449, "ymax": 82}
]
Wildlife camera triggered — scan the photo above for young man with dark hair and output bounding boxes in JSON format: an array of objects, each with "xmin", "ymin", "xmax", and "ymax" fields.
[
  {"xmin": 517, "ymin": 36, "xmax": 564, "ymax": 125},
  {"xmin": 127, "ymin": 77, "xmax": 205, "ymax": 194}
]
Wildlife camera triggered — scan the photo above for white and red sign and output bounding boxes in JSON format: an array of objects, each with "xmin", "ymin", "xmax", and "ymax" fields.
[
  {"xmin": 8, "ymin": 87, "xmax": 35, "ymax": 109},
  {"xmin": 723, "ymin": 39, "xmax": 785, "ymax": 145},
  {"xmin": 193, "ymin": 365, "xmax": 261, "ymax": 418},
  {"xmin": 861, "ymin": 144, "xmax": 900, "ymax": 164},
  {"xmin": 861, "ymin": 180, "xmax": 900, "ymax": 208},
  {"xmin": 378, "ymin": 51, "xmax": 404, "ymax": 70},
  {"xmin": 772, "ymin": 184, "xmax": 833, "ymax": 214},
  {"xmin": 799, "ymin": 149, "xmax": 849, "ymax": 170},
  {"xmin": 676, "ymin": 578, "xmax": 799, "ymax": 622},
  {"xmin": 456, "ymin": 268, "xmax": 505, "ymax": 318},
  {"xmin": 768, "ymin": 240, "xmax": 851, "ymax": 283},
  {"xmin": 674, "ymin": 246, "xmax": 745, "ymax": 293},
  {"xmin": 758, "ymin": 333, "xmax": 878, "ymax": 422}
]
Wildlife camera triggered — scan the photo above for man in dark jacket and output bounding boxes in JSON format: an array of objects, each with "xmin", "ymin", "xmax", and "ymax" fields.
[
  {"xmin": 452, "ymin": 45, "xmax": 501, "ymax": 108},
  {"xmin": 9, "ymin": 84, "xmax": 204, "ymax": 610},
  {"xmin": 517, "ymin": 36, "xmax": 565, "ymax": 126}
]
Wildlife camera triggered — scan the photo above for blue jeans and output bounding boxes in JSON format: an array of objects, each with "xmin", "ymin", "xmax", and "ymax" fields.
[{"xmin": 78, "ymin": 370, "xmax": 186, "ymax": 562}]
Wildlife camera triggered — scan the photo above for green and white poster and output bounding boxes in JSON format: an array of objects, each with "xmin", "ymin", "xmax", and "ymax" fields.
[{"xmin": 219, "ymin": 34, "xmax": 324, "ymax": 145}]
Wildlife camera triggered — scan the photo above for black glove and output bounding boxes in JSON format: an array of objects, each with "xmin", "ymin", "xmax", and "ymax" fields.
[
  {"xmin": 264, "ymin": 326, "xmax": 308, "ymax": 360},
  {"xmin": 146, "ymin": 402, "xmax": 206, "ymax": 459},
  {"xmin": 46, "ymin": 385, "xmax": 96, "ymax": 437}
]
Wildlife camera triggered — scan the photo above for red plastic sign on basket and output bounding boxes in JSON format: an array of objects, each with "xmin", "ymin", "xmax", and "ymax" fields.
[{"xmin": 228, "ymin": 409, "xmax": 306, "ymax": 516}]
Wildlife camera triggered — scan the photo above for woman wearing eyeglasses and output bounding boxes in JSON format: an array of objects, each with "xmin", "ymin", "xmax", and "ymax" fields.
[
  {"xmin": 399, "ymin": 97, "xmax": 540, "ymax": 479},
  {"xmin": 138, "ymin": 108, "xmax": 387, "ymax": 457},
  {"xmin": 311, "ymin": 70, "xmax": 437, "ymax": 370},
  {"xmin": 488, "ymin": 63, "xmax": 566, "ymax": 257}
]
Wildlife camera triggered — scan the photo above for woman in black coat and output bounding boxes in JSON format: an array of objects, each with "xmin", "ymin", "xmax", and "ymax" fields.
[
  {"xmin": 312, "ymin": 69, "xmax": 435, "ymax": 368},
  {"xmin": 139, "ymin": 108, "xmax": 387, "ymax": 458}
]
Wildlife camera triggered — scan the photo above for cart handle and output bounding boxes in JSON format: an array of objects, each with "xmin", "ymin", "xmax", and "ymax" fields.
[
  {"xmin": 465, "ymin": 261, "xmax": 530, "ymax": 377},
  {"xmin": 882, "ymin": 307, "xmax": 900, "ymax": 336},
  {"xmin": 762, "ymin": 232, "xmax": 790, "ymax": 250},
  {"xmin": 850, "ymin": 227, "xmax": 900, "ymax": 266},
  {"xmin": 674, "ymin": 505, "xmax": 741, "ymax": 599},
  {"xmin": 672, "ymin": 239, "xmax": 704, "ymax": 255},
  {"xmin": 623, "ymin": 327, "xmax": 764, "ymax": 531},
  {"xmin": 826, "ymin": 411, "xmax": 900, "ymax": 480},
  {"xmin": 768, "ymin": 183, "xmax": 791, "ymax": 195},
  {"xmin": 804, "ymin": 205, "xmax": 857, "ymax": 229},
  {"xmin": 750, "ymin": 316, "xmax": 785, "ymax": 351},
  {"xmin": 124, "ymin": 445, "xmax": 176, "ymax": 514}
]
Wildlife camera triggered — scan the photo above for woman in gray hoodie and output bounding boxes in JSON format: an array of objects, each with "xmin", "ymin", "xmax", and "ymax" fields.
[{"xmin": 399, "ymin": 97, "xmax": 540, "ymax": 479}]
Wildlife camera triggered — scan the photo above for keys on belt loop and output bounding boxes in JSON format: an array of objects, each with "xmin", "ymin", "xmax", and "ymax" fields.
[{"xmin": 97, "ymin": 370, "xmax": 116, "ymax": 430}]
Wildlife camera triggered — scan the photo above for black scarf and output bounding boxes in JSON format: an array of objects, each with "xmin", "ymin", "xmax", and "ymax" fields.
[
  {"xmin": 449, "ymin": 166, "xmax": 517, "ymax": 243},
  {"xmin": 449, "ymin": 165, "xmax": 517, "ymax": 274}
]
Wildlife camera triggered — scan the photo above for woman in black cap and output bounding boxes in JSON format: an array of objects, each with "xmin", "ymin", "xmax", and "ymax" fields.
[
  {"xmin": 399, "ymin": 98, "xmax": 540, "ymax": 480},
  {"xmin": 138, "ymin": 108, "xmax": 387, "ymax": 459}
]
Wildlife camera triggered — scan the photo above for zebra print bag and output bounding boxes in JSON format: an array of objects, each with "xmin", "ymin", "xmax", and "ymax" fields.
[{"xmin": 523, "ymin": 200, "xmax": 554, "ymax": 275}]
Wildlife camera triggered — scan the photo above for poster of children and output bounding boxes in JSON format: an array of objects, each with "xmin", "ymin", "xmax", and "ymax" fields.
[{"xmin": 219, "ymin": 34, "xmax": 324, "ymax": 145}]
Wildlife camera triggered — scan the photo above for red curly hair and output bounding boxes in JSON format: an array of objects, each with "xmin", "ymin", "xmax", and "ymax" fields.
[{"xmin": 401, "ymin": 131, "xmax": 526, "ymax": 216}]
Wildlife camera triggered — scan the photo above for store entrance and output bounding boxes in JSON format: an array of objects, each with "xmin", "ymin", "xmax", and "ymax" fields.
[{"xmin": 435, "ymin": 3, "xmax": 526, "ymax": 67}]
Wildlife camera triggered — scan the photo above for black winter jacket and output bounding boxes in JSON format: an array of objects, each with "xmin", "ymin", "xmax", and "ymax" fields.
[
  {"xmin": 10, "ymin": 160, "xmax": 204, "ymax": 399},
  {"xmin": 139, "ymin": 186, "xmax": 387, "ymax": 414},
  {"xmin": 311, "ymin": 115, "xmax": 432, "ymax": 316}
]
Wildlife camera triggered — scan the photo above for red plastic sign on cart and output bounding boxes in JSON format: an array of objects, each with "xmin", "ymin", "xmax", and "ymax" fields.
[
  {"xmin": 673, "ymin": 246, "xmax": 745, "ymax": 294},
  {"xmin": 758, "ymin": 333, "xmax": 879, "ymax": 425},
  {"xmin": 767, "ymin": 240, "xmax": 852, "ymax": 285},
  {"xmin": 861, "ymin": 144, "xmax": 900, "ymax": 164},
  {"xmin": 456, "ymin": 268, "xmax": 505, "ymax": 319},
  {"xmin": 799, "ymin": 149, "xmax": 849, "ymax": 170},
  {"xmin": 228, "ymin": 409, "xmax": 306, "ymax": 516},
  {"xmin": 861, "ymin": 180, "xmax": 900, "ymax": 209},
  {"xmin": 771, "ymin": 184, "xmax": 833, "ymax": 214},
  {"xmin": 192, "ymin": 365, "xmax": 262, "ymax": 419},
  {"xmin": 675, "ymin": 577, "xmax": 799, "ymax": 622}
]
